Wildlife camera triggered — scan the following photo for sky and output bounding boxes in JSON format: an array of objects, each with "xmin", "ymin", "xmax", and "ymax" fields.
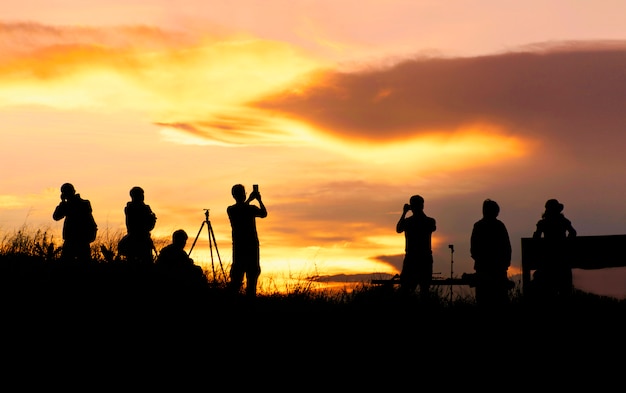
[{"xmin": 2, "ymin": 1, "xmax": 626, "ymax": 298}]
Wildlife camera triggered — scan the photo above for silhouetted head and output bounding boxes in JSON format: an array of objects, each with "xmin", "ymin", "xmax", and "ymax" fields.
[
  {"xmin": 172, "ymin": 229, "xmax": 188, "ymax": 247},
  {"xmin": 409, "ymin": 195, "xmax": 424, "ymax": 210},
  {"xmin": 545, "ymin": 198, "xmax": 564, "ymax": 213},
  {"xmin": 482, "ymin": 199, "xmax": 500, "ymax": 219},
  {"xmin": 231, "ymin": 184, "xmax": 246, "ymax": 203},
  {"xmin": 130, "ymin": 186, "xmax": 144, "ymax": 202},
  {"xmin": 60, "ymin": 183, "xmax": 76, "ymax": 199}
]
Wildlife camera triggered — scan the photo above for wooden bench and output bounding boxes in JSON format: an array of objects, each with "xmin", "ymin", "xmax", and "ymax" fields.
[{"xmin": 521, "ymin": 234, "xmax": 626, "ymax": 295}]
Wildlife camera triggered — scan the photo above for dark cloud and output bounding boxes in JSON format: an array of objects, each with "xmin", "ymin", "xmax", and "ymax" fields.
[{"xmin": 255, "ymin": 41, "xmax": 626, "ymax": 151}]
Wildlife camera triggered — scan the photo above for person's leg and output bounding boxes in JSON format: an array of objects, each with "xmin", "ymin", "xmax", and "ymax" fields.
[
  {"xmin": 417, "ymin": 259, "xmax": 433, "ymax": 299},
  {"xmin": 399, "ymin": 257, "xmax": 418, "ymax": 294},
  {"xmin": 229, "ymin": 264, "xmax": 244, "ymax": 294},
  {"xmin": 245, "ymin": 273, "xmax": 258, "ymax": 298},
  {"xmin": 557, "ymin": 267, "xmax": 573, "ymax": 297},
  {"xmin": 79, "ymin": 242, "xmax": 92, "ymax": 262},
  {"xmin": 61, "ymin": 241, "xmax": 81, "ymax": 262}
]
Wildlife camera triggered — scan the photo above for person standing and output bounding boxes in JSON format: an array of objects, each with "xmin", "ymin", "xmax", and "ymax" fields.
[
  {"xmin": 470, "ymin": 199, "xmax": 512, "ymax": 307},
  {"xmin": 532, "ymin": 198, "xmax": 577, "ymax": 298},
  {"xmin": 396, "ymin": 194, "xmax": 436, "ymax": 297},
  {"xmin": 53, "ymin": 183, "xmax": 98, "ymax": 263},
  {"xmin": 121, "ymin": 186, "xmax": 157, "ymax": 264},
  {"xmin": 227, "ymin": 184, "xmax": 267, "ymax": 299}
]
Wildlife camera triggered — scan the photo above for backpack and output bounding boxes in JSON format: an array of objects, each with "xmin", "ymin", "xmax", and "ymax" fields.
[
  {"xmin": 86, "ymin": 211, "xmax": 98, "ymax": 243},
  {"xmin": 147, "ymin": 209, "xmax": 157, "ymax": 231}
]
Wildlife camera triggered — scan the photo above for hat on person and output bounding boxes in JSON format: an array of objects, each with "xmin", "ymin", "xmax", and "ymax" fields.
[{"xmin": 545, "ymin": 198, "xmax": 564, "ymax": 213}]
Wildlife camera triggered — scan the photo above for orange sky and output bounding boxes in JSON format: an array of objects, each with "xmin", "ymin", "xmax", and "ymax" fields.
[{"xmin": 2, "ymin": 1, "xmax": 626, "ymax": 297}]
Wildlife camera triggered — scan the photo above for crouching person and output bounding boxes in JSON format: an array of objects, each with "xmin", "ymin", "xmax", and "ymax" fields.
[{"xmin": 156, "ymin": 229, "xmax": 206, "ymax": 289}]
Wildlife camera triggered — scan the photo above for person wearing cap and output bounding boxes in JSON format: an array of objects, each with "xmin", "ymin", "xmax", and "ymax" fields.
[
  {"xmin": 532, "ymin": 198, "xmax": 577, "ymax": 299},
  {"xmin": 53, "ymin": 183, "xmax": 98, "ymax": 262}
]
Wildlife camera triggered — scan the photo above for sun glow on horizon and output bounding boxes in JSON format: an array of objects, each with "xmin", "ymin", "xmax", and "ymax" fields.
[{"xmin": 301, "ymin": 124, "xmax": 533, "ymax": 174}]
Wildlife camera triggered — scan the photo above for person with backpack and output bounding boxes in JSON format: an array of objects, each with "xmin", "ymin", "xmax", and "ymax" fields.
[
  {"xmin": 119, "ymin": 186, "xmax": 157, "ymax": 264},
  {"xmin": 53, "ymin": 183, "xmax": 98, "ymax": 263}
]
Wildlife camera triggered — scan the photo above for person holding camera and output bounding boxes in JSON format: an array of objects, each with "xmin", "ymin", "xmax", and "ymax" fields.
[
  {"xmin": 53, "ymin": 182, "xmax": 97, "ymax": 263},
  {"xmin": 227, "ymin": 184, "xmax": 267, "ymax": 299},
  {"xmin": 396, "ymin": 194, "xmax": 436, "ymax": 297},
  {"xmin": 120, "ymin": 186, "xmax": 157, "ymax": 264},
  {"xmin": 470, "ymin": 199, "xmax": 512, "ymax": 308}
]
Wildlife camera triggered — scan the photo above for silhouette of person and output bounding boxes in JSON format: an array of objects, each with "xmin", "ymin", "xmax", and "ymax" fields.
[
  {"xmin": 156, "ymin": 229, "xmax": 194, "ymax": 268},
  {"xmin": 53, "ymin": 183, "xmax": 98, "ymax": 263},
  {"xmin": 470, "ymin": 199, "xmax": 512, "ymax": 307},
  {"xmin": 156, "ymin": 229, "xmax": 204, "ymax": 278},
  {"xmin": 532, "ymin": 198, "xmax": 577, "ymax": 298},
  {"xmin": 227, "ymin": 184, "xmax": 267, "ymax": 299},
  {"xmin": 120, "ymin": 186, "xmax": 157, "ymax": 264},
  {"xmin": 396, "ymin": 195, "xmax": 436, "ymax": 297}
]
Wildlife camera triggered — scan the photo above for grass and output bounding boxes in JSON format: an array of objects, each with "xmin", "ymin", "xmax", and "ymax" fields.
[
  {"xmin": 3, "ymin": 225, "xmax": 626, "ymax": 342},
  {"xmin": 2, "ymin": 226, "xmax": 625, "ymax": 313},
  {"xmin": 2, "ymin": 227, "xmax": 625, "ymax": 386}
]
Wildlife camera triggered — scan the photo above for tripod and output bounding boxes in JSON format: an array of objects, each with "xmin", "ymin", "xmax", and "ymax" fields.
[
  {"xmin": 189, "ymin": 209, "xmax": 226, "ymax": 282},
  {"xmin": 448, "ymin": 244, "xmax": 454, "ymax": 304}
]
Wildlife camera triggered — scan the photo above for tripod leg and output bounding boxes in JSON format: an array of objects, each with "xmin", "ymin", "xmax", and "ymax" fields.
[
  {"xmin": 207, "ymin": 224, "xmax": 217, "ymax": 281},
  {"xmin": 208, "ymin": 222, "xmax": 225, "ymax": 280},
  {"xmin": 189, "ymin": 221, "xmax": 206, "ymax": 256}
]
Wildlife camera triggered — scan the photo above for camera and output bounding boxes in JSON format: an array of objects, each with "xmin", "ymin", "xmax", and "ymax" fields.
[
  {"xmin": 253, "ymin": 184, "xmax": 259, "ymax": 193},
  {"xmin": 448, "ymin": 244, "xmax": 454, "ymax": 251}
]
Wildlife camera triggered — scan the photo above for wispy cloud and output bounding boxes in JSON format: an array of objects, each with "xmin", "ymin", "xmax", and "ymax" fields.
[{"xmin": 0, "ymin": 22, "xmax": 324, "ymax": 145}]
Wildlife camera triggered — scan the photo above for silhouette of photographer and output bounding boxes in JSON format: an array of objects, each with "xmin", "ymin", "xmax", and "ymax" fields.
[
  {"xmin": 532, "ymin": 198, "xmax": 577, "ymax": 299},
  {"xmin": 396, "ymin": 194, "xmax": 436, "ymax": 297},
  {"xmin": 52, "ymin": 183, "xmax": 98, "ymax": 263},
  {"xmin": 227, "ymin": 184, "xmax": 267, "ymax": 299},
  {"xmin": 119, "ymin": 186, "xmax": 157, "ymax": 264},
  {"xmin": 157, "ymin": 229, "xmax": 194, "ymax": 267},
  {"xmin": 157, "ymin": 229, "xmax": 205, "ymax": 282},
  {"xmin": 470, "ymin": 199, "xmax": 512, "ymax": 307}
]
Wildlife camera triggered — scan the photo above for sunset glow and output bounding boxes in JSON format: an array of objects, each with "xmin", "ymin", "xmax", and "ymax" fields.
[{"xmin": 2, "ymin": 1, "xmax": 626, "ymax": 298}]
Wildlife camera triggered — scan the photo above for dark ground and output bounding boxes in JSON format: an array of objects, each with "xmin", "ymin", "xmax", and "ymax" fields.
[{"xmin": 1, "ymin": 257, "xmax": 624, "ymax": 389}]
